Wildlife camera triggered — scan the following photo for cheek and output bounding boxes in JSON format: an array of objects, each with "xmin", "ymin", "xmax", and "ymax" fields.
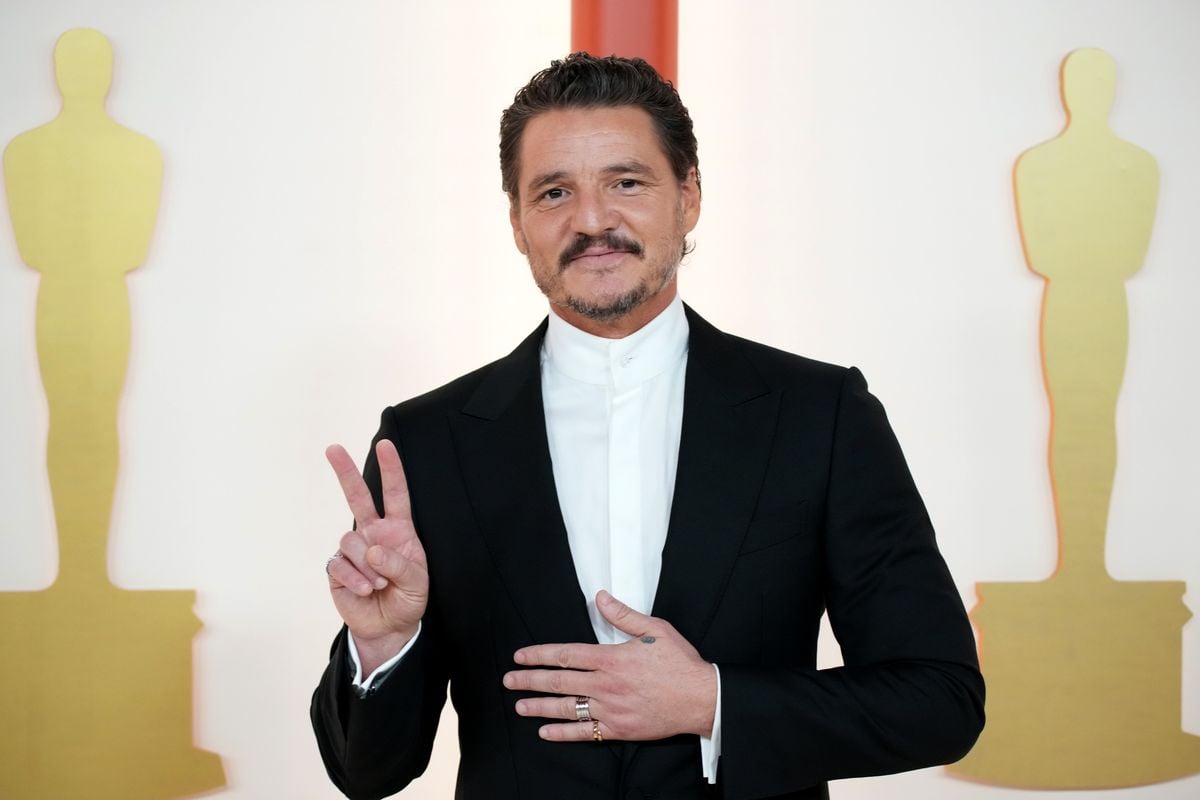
[
  {"xmin": 627, "ymin": 203, "xmax": 680, "ymax": 242},
  {"xmin": 528, "ymin": 221, "xmax": 571, "ymax": 259}
]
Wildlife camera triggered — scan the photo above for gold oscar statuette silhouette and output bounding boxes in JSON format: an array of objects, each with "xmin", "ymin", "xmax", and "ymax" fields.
[
  {"xmin": 948, "ymin": 48, "xmax": 1200, "ymax": 788},
  {"xmin": 1, "ymin": 29, "xmax": 225, "ymax": 798}
]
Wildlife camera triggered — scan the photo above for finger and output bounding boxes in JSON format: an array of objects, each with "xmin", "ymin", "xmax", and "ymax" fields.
[
  {"xmin": 596, "ymin": 590, "xmax": 657, "ymax": 638},
  {"xmin": 326, "ymin": 444, "xmax": 380, "ymax": 527},
  {"xmin": 514, "ymin": 695, "xmax": 585, "ymax": 721},
  {"xmin": 327, "ymin": 551, "xmax": 375, "ymax": 596},
  {"xmin": 365, "ymin": 543, "xmax": 425, "ymax": 588},
  {"xmin": 538, "ymin": 720, "xmax": 612, "ymax": 742},
  {"xmin": 502, "ymin": 668, "xmax": 594, "ymax": 697},
  {"xmin": 338, "ymin": 531, "xmax": 389, "ymax": 591},
  {"xmin": 513, "ymin": 642, "xmax": 605, "ymax": 670},
  {"xmin": 375, "ymin": 440, "xmax": 413, "ymax": 522}
]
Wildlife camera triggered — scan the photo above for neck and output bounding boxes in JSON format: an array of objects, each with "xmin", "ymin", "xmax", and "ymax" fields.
[
  {"xmin": 551, "ymin": 280, "xmax": 678, "ymax": 339},
  {"xmin": 58, "ymin": 98, "xmax": 107, "ymax": 119},
  {"xmin": 1065, "ymin": 104, "xmax": 1111, "ymax": 130}
]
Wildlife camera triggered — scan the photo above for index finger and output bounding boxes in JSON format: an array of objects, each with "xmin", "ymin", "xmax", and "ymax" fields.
[
  {"xmin": 375, "ymin": 439, "xmax": 413, "ymax": 522},
  {"xmin": 325, "ymin": 444, "xmax": 380, "ymax": 527},
  {"xmin": 514, "ymin": 642, "xmax": 606, "ymax": 671}
]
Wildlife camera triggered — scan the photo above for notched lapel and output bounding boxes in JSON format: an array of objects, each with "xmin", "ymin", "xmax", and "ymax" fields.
[
  {"xmin": 652, "ymin": 308, "xmax": 781, "ymax": 648},
  {"xmin": 449, "ymin": 321, "xmax": 596, "ymax": 648}
]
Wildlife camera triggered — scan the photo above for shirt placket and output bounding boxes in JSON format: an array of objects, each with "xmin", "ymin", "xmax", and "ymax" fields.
[{"xmin": 607, "ymin": 353, "xmax": 644, "ymax": 641}]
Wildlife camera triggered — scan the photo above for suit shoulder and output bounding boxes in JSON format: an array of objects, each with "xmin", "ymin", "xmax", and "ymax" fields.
[
  {"xmin": 379, "ymin": 316, "xmax": 545, "ymax": 429},
  {"xmin": 383, "ymin": 359, "xmax": 498, "ymax": 425},
  {"xmin": 720, "ymin": 331, "xmax": 853, "ymax": 394}
]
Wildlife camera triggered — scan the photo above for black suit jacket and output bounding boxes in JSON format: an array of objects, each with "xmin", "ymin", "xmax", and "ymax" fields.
[{"xmin": 312, "ymin": 306, "xmax": 984, "ymax": 800}]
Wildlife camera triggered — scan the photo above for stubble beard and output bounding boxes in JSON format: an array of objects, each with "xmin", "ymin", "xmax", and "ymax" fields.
[{"xmin": 532, "ymin": 231, "xmax": 686, "ymax": 324}]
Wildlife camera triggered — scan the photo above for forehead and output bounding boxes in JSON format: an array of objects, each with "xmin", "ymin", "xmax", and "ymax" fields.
[{"xmin": 517, "ymin": 106, "xmax": 668, "ymax": 180}]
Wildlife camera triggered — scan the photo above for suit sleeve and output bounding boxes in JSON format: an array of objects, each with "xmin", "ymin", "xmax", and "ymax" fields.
[
  {"xmin": 718, "ymin": 367, "xmax": 985, "ymax": 799},
  {"xmin": 310, "ymin": 409, "xmax": 450, "ymax": 800}
]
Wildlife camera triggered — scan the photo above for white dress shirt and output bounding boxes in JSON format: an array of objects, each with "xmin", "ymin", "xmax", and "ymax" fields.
[
  {"xmin": 349, "ymin": 294, "xmax": 722, "ymax": 782},
  {"xmin": 541, "ymin": 294, "xmax": 686, "ymax": 642}
]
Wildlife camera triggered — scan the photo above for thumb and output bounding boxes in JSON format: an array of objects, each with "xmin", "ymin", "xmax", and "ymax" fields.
[
  {"xmin": 367, "ymin": 544, "xmax": 418, "ymax": 585},
  {"xmin": 597, "ymin": 590, "xmax": 654, "ymax": 637}
]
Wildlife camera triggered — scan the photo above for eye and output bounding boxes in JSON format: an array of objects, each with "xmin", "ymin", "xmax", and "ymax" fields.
[
  {"xmin": 617, "ymin": 179, "xmax": 640, "ymax": 190},
  {"xmin": 542, "ymin": 187, "xmax": 566, "ymax": 201}
]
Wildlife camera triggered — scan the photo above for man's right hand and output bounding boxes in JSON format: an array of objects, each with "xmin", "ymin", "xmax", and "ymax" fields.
[{"xmin": 325, "ymin": 439, "xmax": 428, "ymax": 674}]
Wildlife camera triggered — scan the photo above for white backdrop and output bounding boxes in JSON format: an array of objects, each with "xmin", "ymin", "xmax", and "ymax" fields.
[{"xmin": 1, "ymin": 1, "xmax": 1198, "ymax": 798}]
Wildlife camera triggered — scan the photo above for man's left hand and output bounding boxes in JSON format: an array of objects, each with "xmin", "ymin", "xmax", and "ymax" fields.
[{"xmin": 503, "ymin": 590, "xmax": 717, "ymax": 742}]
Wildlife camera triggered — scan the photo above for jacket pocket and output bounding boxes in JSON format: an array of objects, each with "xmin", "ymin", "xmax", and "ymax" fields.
[{"xmin": 738, "ymin": 499, "xmax": 810, "ymax": 555}]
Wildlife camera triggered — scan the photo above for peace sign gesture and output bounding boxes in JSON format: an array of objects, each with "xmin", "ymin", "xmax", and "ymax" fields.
[{"xmin": 325, "ymin": 439, "xmax": 428, "ymax": 672}]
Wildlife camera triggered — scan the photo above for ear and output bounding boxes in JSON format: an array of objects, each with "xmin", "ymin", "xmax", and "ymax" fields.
[
  {"xmin": 508, "ymin": 196, "xmax": 528, "ymax": 255},
  {"xmin": 679, "ymin": 167, "xmax": 701, "ymax": 234}
]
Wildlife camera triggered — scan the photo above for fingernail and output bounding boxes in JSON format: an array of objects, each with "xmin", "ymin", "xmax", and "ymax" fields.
[
  {"xmin": 598, "ymin": 590, "xmax": 612, "ymax": 605},
  {"xmin": 502, "ymin": 673, "xmax": 514, "ymax": 689},
  {"xmin": 515, "ymin": 700, "xmax": 527, "ymax": 715},
  {"xmin": 538, "ymin": 726, "xmax": 550, "ymax": 739},
  {"xmin": 374, "ymin": 577, "xmax": 388, "ymax": 590},
  {"xmin": 513, "ymin": 650, "xmax": 526, "ymax": 664},
  {"xmin": 367, "ymin": 546, "xmax": 383, "ymax": 567},
  {"xmin": 358, "ymin": 582, "xmax": 373, "ymax": 596}
]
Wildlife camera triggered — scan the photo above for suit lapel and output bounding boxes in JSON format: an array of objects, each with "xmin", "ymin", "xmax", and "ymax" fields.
[
  {"xmin": 448, "ymin": 321, "xmax": 597, "ymax": 647},
  {"xmin": 651, "ymin": 307, "xmax": 781, "ymax": 647},
  {"xmin": 446, "ymin": 307, "xmax": 781, "ymax": 655}
]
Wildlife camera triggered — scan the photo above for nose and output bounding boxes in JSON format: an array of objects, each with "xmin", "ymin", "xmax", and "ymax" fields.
[{"xmin": 571, "ymin": 186, "xmax": 619, "ymax": 237}]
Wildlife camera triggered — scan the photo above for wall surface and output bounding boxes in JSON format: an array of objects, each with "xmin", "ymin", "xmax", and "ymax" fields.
[{"xmin": 1, "ymin": 1, "xmax": 1198, "ymax": 797}]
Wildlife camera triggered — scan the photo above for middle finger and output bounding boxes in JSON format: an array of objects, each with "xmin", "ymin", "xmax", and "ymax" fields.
[{"xmin": 503, "ymin": 668, "xmax": 595, "ymax": 697}]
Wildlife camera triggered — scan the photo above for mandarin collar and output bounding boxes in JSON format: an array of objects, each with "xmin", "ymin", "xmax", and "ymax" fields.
[{"xmin": 542, "ymin": 294, "xmax": 689, "ymax": 389}]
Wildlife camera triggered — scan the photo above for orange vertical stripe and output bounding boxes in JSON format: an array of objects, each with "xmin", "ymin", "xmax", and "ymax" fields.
[{"xmin": 571, "ymin": 0, "xmax": 678, "ymax": 86}]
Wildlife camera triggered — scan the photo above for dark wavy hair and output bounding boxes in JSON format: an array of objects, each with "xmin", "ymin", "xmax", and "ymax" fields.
[{"xmin": 499, "ymin": 52, "xmax": 700, "ymax": 200}]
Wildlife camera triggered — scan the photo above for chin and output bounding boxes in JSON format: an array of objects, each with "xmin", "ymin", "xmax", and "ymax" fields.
[{"xmin": 561, "ymin": 283, "xmax": 653, "ymax": 323}]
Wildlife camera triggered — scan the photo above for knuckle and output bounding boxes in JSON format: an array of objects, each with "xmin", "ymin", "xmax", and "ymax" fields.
[
  {"xmin": 556, "ymin": 648, "xmax": 572, "ymax": 669},
  {"xmin": 377, "ymin": 549, "xmax": 398, "ymax": 572},
  {"xmin": 328, "ymin": 558, "xmax": 353, "ymax": 582},
  {"xmin": 548, "ymin": 672, "xmax": 564, "ymax": 694}
]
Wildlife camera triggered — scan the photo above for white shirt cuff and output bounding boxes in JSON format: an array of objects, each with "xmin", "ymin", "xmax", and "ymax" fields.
[
  {"xmin": 699, "ymin": 663, "xmax": 722, "ymax": 783},
  {"xmin": 347, "ymin": 623, "xmax": 421, "ymax": 693}
]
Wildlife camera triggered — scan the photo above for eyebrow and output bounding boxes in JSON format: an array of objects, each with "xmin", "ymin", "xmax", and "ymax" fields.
[
  {"xmin": 524, "ymin": 160, "xmax": 658, "ymax": 196},
  {"xmin": 602, "ymin": 160, "xmax": 655, "ymax": 178},
  {"xmin": 526, "ymin": 170, "xmax": 568, "ymax": 196}
]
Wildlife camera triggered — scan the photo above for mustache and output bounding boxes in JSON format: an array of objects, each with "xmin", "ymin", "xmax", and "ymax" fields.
[{"xmin": 558, "ymin": 232, "xmax": 644, "ymax": 270}]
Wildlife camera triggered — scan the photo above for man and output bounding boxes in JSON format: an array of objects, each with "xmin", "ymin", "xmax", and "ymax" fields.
[{"xmin": 311, "ymin": 53, "xmax": 984, "ymax": 800}]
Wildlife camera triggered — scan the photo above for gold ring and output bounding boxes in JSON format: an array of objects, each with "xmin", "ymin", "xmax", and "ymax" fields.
[{"xmin": 592, "ymin": 720, "xmax": 602, "ymax": 742}]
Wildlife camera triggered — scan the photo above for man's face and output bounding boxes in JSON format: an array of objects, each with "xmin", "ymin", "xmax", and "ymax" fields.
[{"xmin": 508, "ymin": 106, "xmax": 700, "ymax": 335}]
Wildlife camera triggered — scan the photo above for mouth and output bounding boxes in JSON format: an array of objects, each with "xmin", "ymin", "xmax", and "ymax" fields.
[
  {"xmin": 568, "ymin": 248, "xmax": 631, "ymax": 267},
  {"xmin": 559, "ymin": 235, "xmax": 644, "ymax": 270}
]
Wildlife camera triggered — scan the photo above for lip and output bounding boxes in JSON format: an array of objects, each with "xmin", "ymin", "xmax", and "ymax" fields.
[{"xmin": 568, "ymin": 249, "xmax": 630, "ymax": 268}]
